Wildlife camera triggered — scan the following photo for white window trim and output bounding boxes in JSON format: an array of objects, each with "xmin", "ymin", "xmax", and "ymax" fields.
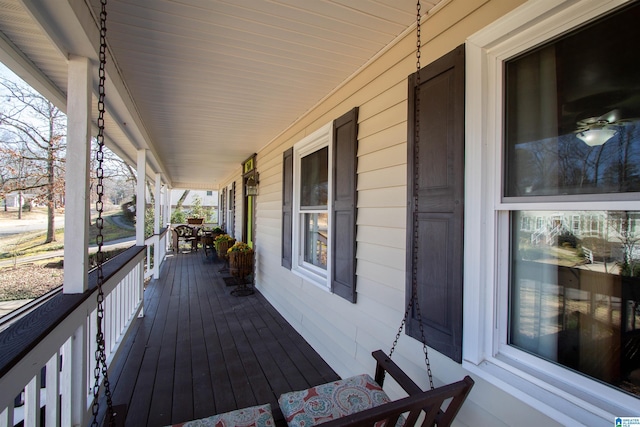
[
  {"xmin": 464, "ymin": 0, "xmax": 640, "ymax": 425},
  {"xmin": 291, "ymin": 122, "xmax": 333, "ymax": 289}
]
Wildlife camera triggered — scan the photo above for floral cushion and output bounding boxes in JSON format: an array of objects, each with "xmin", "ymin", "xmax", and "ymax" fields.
[
  {"xmin": 278, "ymin": 374, "xmax": 402, "ymax": 427},
  {"xmin": 170, "ymin": 404, "xmax": 275, "ymax": 427}
]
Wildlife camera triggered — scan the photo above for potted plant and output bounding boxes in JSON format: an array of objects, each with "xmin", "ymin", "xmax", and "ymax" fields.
[
  {"xmin": 227, "ymin": 241, "xmax": 254, "ymax": 279},
  {"xmin": 187, "ymin": 217, "xmax": 204, "ymax": 225},
  {"xmin": 214, "ymin": 234, "xmax": 235, "ymax": 259}
]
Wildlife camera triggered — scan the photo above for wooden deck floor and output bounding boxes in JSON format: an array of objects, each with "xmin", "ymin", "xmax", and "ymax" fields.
[{"xmin": 107, "ymin": 249, "xmax": 340, "ymax": 427}]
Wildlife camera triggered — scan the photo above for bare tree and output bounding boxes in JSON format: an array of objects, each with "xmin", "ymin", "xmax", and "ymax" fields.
[
  {"xmin": 175, "ymin": 189, "xmax": 190, "ymax": 210},
  {"xmin": 89, "ymin": 138, "xmax": 137, "ymax": 207},
  {"xmin": 0, "ymin": 77, "xmax": 66, "ymax": 242}
]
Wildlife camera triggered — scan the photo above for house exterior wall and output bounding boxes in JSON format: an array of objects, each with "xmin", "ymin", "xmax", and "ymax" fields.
[
  {"xmin": 218, "ymin": 0, "xmax": 636, "ymax": 425},
  {"xmin": 169, "ymin": 189, "xmax": 218, "ymax": 209},
  {"xmin": 217, "ymin": 177, "xmax": 244, "ymax": 241}
]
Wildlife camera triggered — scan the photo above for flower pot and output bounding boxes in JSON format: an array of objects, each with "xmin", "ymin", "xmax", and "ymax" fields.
[
  {"xmin": 215, "ymin": 239, "xmax": 235, "ymax": 259},
  {"xmin": 228, "ymin": 250, "xmax": 254, "ymax": 278}
]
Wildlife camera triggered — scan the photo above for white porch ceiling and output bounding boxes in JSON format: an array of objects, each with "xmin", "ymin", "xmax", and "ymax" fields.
[{"xmin": 0, "ymin": 0, "xmax": 443, "ymax": 189}]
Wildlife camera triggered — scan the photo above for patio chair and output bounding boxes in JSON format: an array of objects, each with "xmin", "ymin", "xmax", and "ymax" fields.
[{"xmin": 173, "ymin": 225, "xmax": 197, "ymax": 252}]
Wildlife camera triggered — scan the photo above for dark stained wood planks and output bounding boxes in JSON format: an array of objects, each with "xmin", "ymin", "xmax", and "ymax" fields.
[{"xmin": 107, "ymin": 250, "xmax": 340, "ymax": 426}]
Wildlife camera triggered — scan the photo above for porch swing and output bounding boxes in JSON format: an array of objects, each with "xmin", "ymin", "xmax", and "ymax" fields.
[
  {"xmin": 271, "ymin": 2, "xmax": 474, "ymax": 425},
  {"xmin": 91, "ymin": 1, "xmax": 473, "ymax": 426}
]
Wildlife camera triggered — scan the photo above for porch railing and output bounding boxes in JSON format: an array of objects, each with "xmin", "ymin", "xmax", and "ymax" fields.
[
  {"xmin": 145, "ymin": 227, "xmax": 169, "ymax": 280},
  {"xmin": 0, "ymin": 245, "xmax": 146, "ymax": 427}
]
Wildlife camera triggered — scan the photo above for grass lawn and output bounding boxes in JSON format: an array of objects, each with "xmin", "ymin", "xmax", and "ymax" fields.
[{"xmin": 0, "ymin": 209, "xmax": 134, "ymax": 260}]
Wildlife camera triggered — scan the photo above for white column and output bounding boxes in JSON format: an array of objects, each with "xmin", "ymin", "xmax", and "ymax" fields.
[
  {"xmin": 136, "ymin": 150, "xmax": 147, "ymax": 246},
  {"xmin": 166, "ymin": 187, "xmax": 172, "ymax": 227},
  {"xmin": 63, "ymin": 56, "xmax": 91, "ymax": 293},
  {"xmin": 152, "ymin": 175, "xmax": 162, "ymax": 278},
  {"xmin": 154, "ymin": 175, "xmax": 161, "ymax": 235}
]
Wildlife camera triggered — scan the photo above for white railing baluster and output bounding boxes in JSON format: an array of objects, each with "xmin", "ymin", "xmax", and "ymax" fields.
[
  {"xmin": 45, "ymin": 351, "xmax": 60, "ymax": 427},
  {"xmin": 0, "ymin": 406, "xmax": 11, "ymax": 427},
  {"xmin": 126, "ymin": 273, "xmax": 133, "ymax": 321},
  {"xmin": 24, "ymin": 372, "xmax": 40, "ymax": 427},
  {"xmin": 105, "ymin": 291, "xmax": 112, "ymax": 355},
  {"xmin": 60, "ymin": 336, "xmax": 72, "ymax": 427},
  {"xmin": 77, "ymin": 320, "xmax": 90, "ymax": 425},
  {"xmin": 0, "ymin": 248, "xmax": 147, "ymax": 427},
  {"xmin": 87, "ymin": 308, "xmax": 96, "ymax": 421},
  {"xmin": 138, "ymin": 261, "xmax": 145, "ymax": 318}
]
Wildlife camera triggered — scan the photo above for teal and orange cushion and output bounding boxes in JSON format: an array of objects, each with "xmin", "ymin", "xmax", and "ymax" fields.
[
  {"xmin": 170, "ymin": 403, "xmax": 275, "ymax": 427},
  {"xmin": 278, "ymin": 374, "xmax": 400, "ymax": 427}
]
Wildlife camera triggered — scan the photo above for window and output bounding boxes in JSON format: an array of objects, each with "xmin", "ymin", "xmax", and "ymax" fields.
[
  {"xmin": 510, "ymin": 210, "xmax": 640, "ymax": 393},
  {"xmin": 572, "ymin": 215, "xmax": 580, "ymax": 234},
  {"xmin": 466, "ymin": 0, "xmax": 640, "ymax": 422},
  {"xmin": 282, "ymin": 108, "xmax": 358, "ymax": 301},
  {"xmin": 296, "ymin": 140, "xmax": 330, "ymax": 279}
]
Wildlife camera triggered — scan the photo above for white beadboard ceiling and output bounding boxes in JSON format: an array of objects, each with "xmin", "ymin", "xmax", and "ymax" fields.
[{"xmin": 0, "ymin": 0, "xmax": 443, "ymax": 189}]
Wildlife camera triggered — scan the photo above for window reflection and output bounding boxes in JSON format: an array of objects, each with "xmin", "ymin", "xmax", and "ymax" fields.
[
  {"xmin": 510, "ymin": 211, "xmax": 640, "ymax": 396},
  {"xmin": 300, "ymin": 147, "xmax": 328, "ymax": 207},
  {"xmin": 504, "ymin": 1, "xmax": 640, "ymax": 197},
  {"xmin": 303, "ymin": 212, "xmax": 327, "ymax": 270}
]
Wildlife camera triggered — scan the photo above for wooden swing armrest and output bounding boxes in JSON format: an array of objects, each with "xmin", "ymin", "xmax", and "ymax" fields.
[
  {"xmin": 319, "ymin": 376, "xmax": 475, "ymax": 427},
  {"xmin": 372, "ymin": 350, "xmax": 422, "ymax": 394},
  {"xmin": 371, "ymin": 350, "xmax": 475, "ymax": 426}
]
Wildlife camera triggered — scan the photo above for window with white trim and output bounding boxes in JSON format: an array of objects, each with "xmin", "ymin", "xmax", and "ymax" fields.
[
  {"xmin": 466, "ymin": 0, "xmax": 640, "ymax": 422},
  {"xmin": 292, "ymin": 123, "xmax": 332, "ymax": 287}
]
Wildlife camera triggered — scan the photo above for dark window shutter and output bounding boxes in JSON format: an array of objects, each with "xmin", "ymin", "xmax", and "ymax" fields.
[
  {"xmin": 407, "ymin": 45, "xmax": 465, "ymax": 362},
  {"xmin": 229, "ymin": 182, "xmax": 236, "ymax": 236},
  {"xmin": 220, "ymin": 191, "xmax": 226, "ymax": 231},
  {"xmin": 282, "ymin": 147, "xmax": 293, "ymax": 269},
  {"xmin": 331, "ymin": 107, "xmax": 358, "ymax": 303}
]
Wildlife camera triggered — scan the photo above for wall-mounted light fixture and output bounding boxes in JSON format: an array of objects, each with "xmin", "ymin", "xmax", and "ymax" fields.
[
  {"xmin": 243, "ymin": 154, "xmax": 259, "ymax": 196},
  {"xmin": 246, "ymin": 171, "xmax": 259, "ymax": 196}
]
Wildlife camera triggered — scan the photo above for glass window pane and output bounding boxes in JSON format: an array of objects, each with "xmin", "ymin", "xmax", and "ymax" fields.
[
  {"xmin": 300, "ymin": 147, "xmax": 328, "ymax": 207},
  {"xmin": 504, "ymin": 2, "xmax": 640, "ymax": 197},
  {"xmin": 509, "ymin": 210, "xmax": 640, "ymax": 397},
  {"xmin": 303, "ymin": 212, "xmax": 328, "ymax": 270}
]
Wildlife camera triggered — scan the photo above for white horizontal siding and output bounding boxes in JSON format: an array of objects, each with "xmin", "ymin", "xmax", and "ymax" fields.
[{"xmin": 220, "ymin": 1, "xmax": 567, "ymax": 426}]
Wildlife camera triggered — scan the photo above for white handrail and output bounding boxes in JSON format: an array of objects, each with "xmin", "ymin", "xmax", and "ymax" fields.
[
  {"xmin": 144, "ymin": 227, "xmax": 169, "ymax": 280},
  {"xmin": 0, "ymin": 247, "xmax": 145, "ymax": 427}
]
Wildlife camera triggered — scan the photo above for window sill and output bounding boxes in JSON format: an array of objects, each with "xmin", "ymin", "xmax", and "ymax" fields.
[
  {"xmin": 463, "ymin": 355, "xmax": 636, "ymax": 427},
  {"xmin": 291, "ymin": 267, "xmax": 330, "ymax": 293}
]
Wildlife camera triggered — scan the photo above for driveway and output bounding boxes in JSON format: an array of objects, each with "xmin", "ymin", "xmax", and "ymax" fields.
[{"xmin": 0, "ymin": 213, "xmax": 65, "ymax": 237}]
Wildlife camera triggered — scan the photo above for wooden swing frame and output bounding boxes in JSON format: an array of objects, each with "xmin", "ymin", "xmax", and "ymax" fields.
[{"xmin": 318, "ymin": 350, "xmax": 474, "ymax": 427}]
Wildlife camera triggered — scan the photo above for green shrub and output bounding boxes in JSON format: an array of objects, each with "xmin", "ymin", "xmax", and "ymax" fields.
[
  {"xmin": 558, "ymin": 231, "xmax": 578, "ymax": 248},
  {"xmin": 171, "ymin": 207, "xmax": 186, "ymax": 224}
]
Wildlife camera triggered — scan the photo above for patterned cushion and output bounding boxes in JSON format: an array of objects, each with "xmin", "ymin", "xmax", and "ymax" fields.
[
  {"xmin": 170, "ymin": 404, "xmax": 275, "ymax": 427},
  {"xmin": 278, "ymin": 374, "xmax": 402, "ymax": 427}
]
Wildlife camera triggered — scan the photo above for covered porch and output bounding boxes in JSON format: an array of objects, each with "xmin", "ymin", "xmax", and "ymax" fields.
[
  {"xmin": 0, "ymin": 245, "xmax": 341, "ymax": 427},
  {"xmin": 107, "ymin": 250, "xmax": 339, "ymax": 427},
  {"xmin": 3, "ymin": 0, "xmax": 638, "ymax": 426}
]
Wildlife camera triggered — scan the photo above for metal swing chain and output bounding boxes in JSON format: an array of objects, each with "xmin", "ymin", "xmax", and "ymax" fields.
[
  {"xmin": 388, "ymin": 0, "xmax": 434, "ymax": 391},
  {"xmin": 92, "ymin": 0, "xmax": 115, "ymax": 425}
]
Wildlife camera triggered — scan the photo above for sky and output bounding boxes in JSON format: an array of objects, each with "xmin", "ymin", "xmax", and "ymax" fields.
[{"xmin": 0, "ymin": 62, "xmax": 25, "ymax": 85}]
